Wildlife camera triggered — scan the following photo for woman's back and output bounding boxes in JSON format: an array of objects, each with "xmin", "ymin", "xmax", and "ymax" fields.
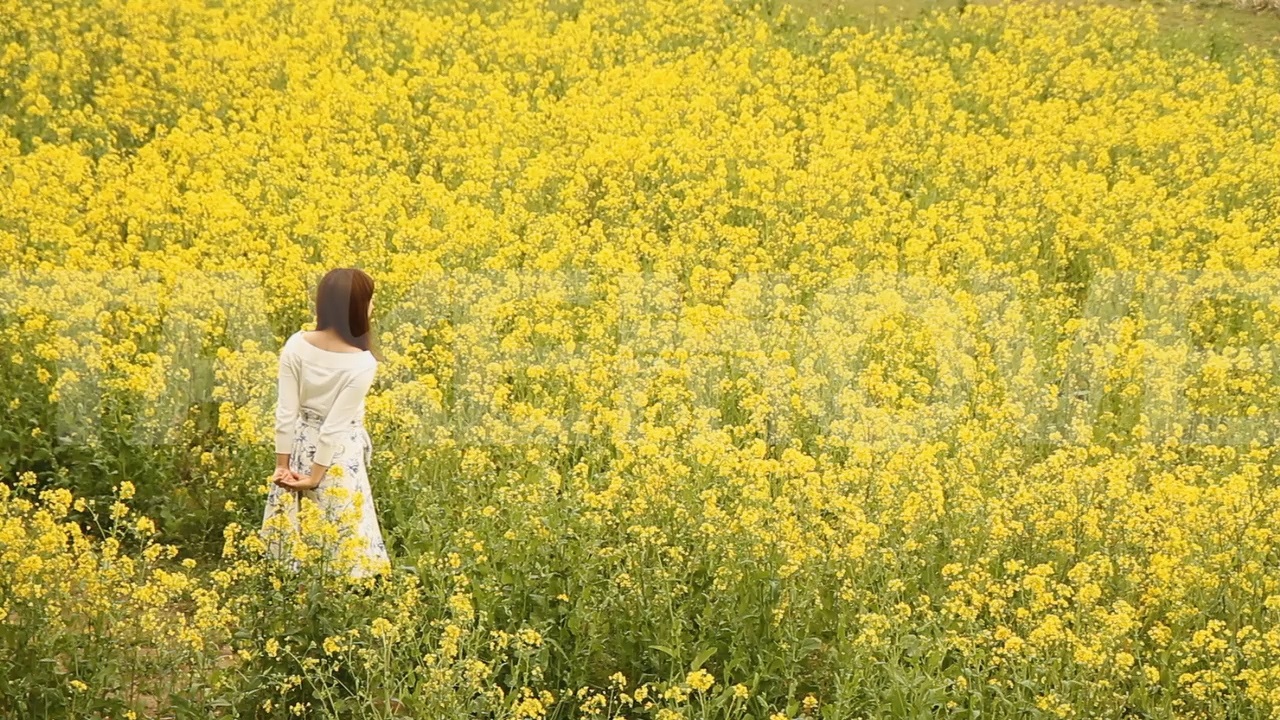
[
  {"xmin": 275, "ymin": 330, "xmax": 378, "ymax": 467},
  {"xmin": 290, "ymin": 330, "xmax": 376, "ymax": 410}
]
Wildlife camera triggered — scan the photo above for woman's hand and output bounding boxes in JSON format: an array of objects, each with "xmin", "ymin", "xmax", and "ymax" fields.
[
  {"xmin": 275, "ymin": 472, "xmax": 321, "ymax": 491},
  {"xmin": 271, "ymin": 466, "xmax": 296, "ymax": 486}
]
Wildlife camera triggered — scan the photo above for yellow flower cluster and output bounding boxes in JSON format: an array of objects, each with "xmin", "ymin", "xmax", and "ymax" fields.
[{"xmin": 0, "ymin": 478, "xmax": 236, "ymax": 711}]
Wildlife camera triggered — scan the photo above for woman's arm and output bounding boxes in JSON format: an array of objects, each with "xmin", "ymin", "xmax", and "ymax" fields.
[
  {"xmin": 274, "ymin": 341, "xmax": 301, "ymax": 470},
  {"xmin": 279, "ymin": 363, "xmax": 377, "ymax": 490}
]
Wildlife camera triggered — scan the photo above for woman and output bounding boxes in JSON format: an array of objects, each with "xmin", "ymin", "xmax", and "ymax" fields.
[{"xmin": 261, "ymin": 267, "xmax": 390, "ymax": 579}]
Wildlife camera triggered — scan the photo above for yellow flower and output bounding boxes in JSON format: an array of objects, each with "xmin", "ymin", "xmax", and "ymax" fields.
[
  {"xmin": 517, "ymin": 628, "xmax": 544, "ymax": 649},
  {"xmin": 1115, "ymin": 652, "xmax": 1136, "ymax": 671},
  {"xmin": 686, "ymin": 668, "xmax": 715, "ymax": 692},
  {"xmin": 370, "ymin": 617, "xmax": 395, "ymax": 640}
]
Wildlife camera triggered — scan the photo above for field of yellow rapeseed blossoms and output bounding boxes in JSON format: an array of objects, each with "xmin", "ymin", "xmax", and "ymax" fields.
[{"xmin": 4, "ymin": 0, "xmax": 1280, "ymax": 716}]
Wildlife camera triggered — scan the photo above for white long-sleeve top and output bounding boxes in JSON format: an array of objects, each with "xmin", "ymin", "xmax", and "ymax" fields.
[{"xmin": 274, "ymin": 330, "xmax": 378, "ymax": 467}]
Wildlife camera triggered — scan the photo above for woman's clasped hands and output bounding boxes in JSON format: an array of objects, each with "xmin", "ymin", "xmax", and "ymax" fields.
[{"xmin": 272, "ymin": 466, "xmax": 321, "ymax": 492}]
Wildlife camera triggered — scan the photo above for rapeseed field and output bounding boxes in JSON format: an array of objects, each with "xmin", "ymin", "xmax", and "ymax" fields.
[{"xmin": 3, "ymin": 0, "xmax": 1280, "ymax": 716}]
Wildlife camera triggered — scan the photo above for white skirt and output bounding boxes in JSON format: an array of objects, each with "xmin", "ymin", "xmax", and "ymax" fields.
[{"xmin": 260, "ymin": 407, "xmax": 390, "ymax": 578}]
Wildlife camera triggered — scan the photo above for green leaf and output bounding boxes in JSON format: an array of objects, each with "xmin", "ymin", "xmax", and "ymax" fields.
[
  {"xmin": 690, "ymin": 645, "xmax": 717, "ymax": 671},
  {"xmin": 797, "ymin": 636, "xmax": 823, "ymax": 655},
  {"xmin": 650, "ymin": 644, "xmax": 680, "ymax": 660}
]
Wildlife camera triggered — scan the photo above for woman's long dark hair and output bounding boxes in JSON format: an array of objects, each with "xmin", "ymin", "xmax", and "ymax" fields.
[{"xmin": 314, "ymin": 268, "xmax": 381, "ymax": 360}]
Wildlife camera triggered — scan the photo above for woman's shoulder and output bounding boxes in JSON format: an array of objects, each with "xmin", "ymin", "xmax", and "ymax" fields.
[
  {"xmin": 283, "ymin": 330, "xmax": 308, "ymax": 353},
  {"xmin": 340, "ymin": 355, "xmax": 378, "ymax": 388},
  {"xmin": 288, "ymin": 327, "xmax": 373, "ymax": 356}
]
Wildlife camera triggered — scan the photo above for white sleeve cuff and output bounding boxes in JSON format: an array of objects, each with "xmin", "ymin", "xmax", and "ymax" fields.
[{"xmin": 312, "ymin": 441, "xmax": 336, "ymax": 468}]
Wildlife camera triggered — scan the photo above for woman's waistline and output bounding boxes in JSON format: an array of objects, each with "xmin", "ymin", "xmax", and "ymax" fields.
[{"xmin": 298, "ymin": 408, "xmax": 366, "ymax": 428}]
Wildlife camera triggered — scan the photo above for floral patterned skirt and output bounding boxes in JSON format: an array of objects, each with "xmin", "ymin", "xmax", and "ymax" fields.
[{"xmin": 260, "ymin": 408, "xmax": 390, "ymax": 578}]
